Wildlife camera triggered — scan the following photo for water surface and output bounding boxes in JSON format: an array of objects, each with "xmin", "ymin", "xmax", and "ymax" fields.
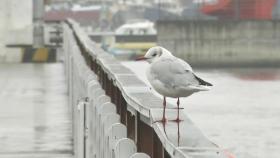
[{"xmin": 0, "ymin": 64, "xmax": 73, "ymax": 158}]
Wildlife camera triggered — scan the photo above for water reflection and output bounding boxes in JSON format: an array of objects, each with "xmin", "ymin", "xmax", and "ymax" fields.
[
  {"xmin": 161, "ymin": 120, "xmax": 181, "ymax": 146},
  {"xmin": 159, "ymin": 120, "xmax": 237, "ymax": 158},
  {"xmin": 33, "ymin": 96, "xmax": 47, "ymax": 149},
  {"xmin": 177, "ymin": 120, "xmax": 181, "ymax": 146}
]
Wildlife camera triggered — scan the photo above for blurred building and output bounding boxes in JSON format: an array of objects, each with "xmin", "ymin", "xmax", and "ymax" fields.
[
  {"xmin": 44, "ymin": 0, "xmax": 71, "ymax": 4},
  {"xmin": 273, "ymin": 0, "xmax": 280, "ymax": 19},
  {"xmin": 0, "ymin": 0, "xmax": 33, "ymax": 59}
]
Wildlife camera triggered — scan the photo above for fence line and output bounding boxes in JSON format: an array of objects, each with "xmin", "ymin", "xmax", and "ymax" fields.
[{"xmin": 63, "ymin": 19, "xmax": 233, "ymax": 158}]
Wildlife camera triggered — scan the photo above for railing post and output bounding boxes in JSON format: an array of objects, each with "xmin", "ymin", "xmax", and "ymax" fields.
[
  {"xmin": 153, "ymin": 134, "xmax": 164, "ymax": 158},
  {"xmin": 164, "ymin": 150, "xmax": 171, "ymax": 158},
  {"xmin": 111, "ymin": 84, "xmax": 119, "ymax": 112},
  {"xmin": 104, "ymin": 75, "xmax": 110, "ymax": 96},
  {"xmin": 119, "ymin": 94, "xmax": 127, "ymax": 125},
  {"xmin": 137, "ymin": 115, "xmax": 154, "ymax": 157},
  {"xmin": 136, "ymin": 115, "xmax": 165, "ymax": 158},
  {"xmin": 108, "ymin": 79, "xmax": 114, "ymax": 98},
  {"xmin": 127, "ymin": 111, "xmax": 136, "ymax": 141},
  {"xmin": 90, "ymin": 59, "xmax": 97, "ymax": 73}
]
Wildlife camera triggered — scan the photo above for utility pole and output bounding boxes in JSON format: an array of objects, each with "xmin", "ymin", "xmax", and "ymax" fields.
[
  {"xmin": 33, "ymin": 0, "xmax": 45, "ymax": 48},
  {"xmin": 158, "ymin": 0, "xmax": 161, "ymax": 20},
  {"xmin": 234, "ymin": 0, "xmax": 240, "ymax": 20}
]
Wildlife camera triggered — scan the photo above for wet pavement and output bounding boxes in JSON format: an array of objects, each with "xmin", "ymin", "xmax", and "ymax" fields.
[{"xmin": 0, "ymin": 64, "xmax": 73, "ymax": 158}]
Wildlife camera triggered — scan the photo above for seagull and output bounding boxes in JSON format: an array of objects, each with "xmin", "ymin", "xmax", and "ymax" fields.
[{"xmin": 137, "ymin": 46, "xmax": 213, "ymax": 123}]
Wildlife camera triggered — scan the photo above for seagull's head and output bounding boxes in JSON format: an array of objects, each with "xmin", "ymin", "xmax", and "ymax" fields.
[{"xmin": 137, "ymin": 46, "xmax": 172, "ymax": 63}]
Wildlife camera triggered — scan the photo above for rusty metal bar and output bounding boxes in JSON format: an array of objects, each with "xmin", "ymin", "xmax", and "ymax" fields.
[
  {"xmin": 108, "ymin": 80, "xmax": 114, "ymax": 99},
  {"xmin": 115, "ymin": 88, "xmax": 122, "ymax": 115},
  {"xmin": 90, "ymin": 59, "xmax": 97, "ymax": 73},
  {"xmin": 164, "ymin": 150, "xmax": 171, "ymax": 158},
  {"xmin": 111, "ymin": 84, "xmax": 119, "ymax": 113},
  {"xmin": 119, "ymin": 94, "xmax": 127, "ymax": 125},
  {"xmin": 111, "ymin": 84, "xmax": 116, "ymax": 104},
  {"xmin": 137, "ymin": 114, "xmax": 154, "ymax": 157},
  {"xmin": 153, "ymin": 134, "xmax": 164, "ymax": 158},
  {"xmin": 104, "ymin": 75, "xmax": 110, "ymax": 96},
  {"xmin": 127, "ymin": 111, "xmax": 136, "ymax": 141}
]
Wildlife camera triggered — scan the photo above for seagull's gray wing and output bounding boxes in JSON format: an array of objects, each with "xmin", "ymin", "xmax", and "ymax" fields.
[
  {"xmin": 150, "ymin": 57, "xmax": 200, "ymax": 89},
  {"xmin": 171, "ymin": 57, "xmax": 213, "ymax": 86},
  {"xmin": 176, "ymin": 58, "xmax": 193, "ymax": 72}
]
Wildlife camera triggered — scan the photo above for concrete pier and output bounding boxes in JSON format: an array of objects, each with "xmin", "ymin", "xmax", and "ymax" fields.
[
  {"xmin": 0, "ymin": 63, "xmax": 73, "ymax": 158},
  {"xmin": 157, "ymin": 20, "xmax": 280, "ymax": 67}
]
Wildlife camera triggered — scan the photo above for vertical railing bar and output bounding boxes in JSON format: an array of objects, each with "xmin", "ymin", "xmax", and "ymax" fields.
[
  {"xmin": 108, "ymin": 79, "xmax": 113, "ymax": 98},
  {"xmin": 116, "ymin": 88, "xmax": 121, "ymax": 115},
  {"xmin": 120, "ymin": 95, "xmax": 127, "ymax": 125}
]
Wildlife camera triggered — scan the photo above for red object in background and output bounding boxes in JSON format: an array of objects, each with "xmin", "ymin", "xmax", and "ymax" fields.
[{"xmin": 201, "ymin": 0, "xmax": 277, "ymax": 19}]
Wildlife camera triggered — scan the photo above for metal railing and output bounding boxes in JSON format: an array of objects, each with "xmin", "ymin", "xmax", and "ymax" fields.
[{"xmin": 63, "ymin": 19, "xmax": 234, "ymax": 158}]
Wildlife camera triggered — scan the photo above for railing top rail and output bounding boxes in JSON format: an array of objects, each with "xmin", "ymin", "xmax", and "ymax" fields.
[{"xmin": 65, "ymin": 19, "xmax": 232, "ymax": 158}]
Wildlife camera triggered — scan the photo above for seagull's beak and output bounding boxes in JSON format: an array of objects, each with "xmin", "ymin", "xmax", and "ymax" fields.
[{"xmin": 135, "ymin": 56, "xmax": 148, "ymax": 61}]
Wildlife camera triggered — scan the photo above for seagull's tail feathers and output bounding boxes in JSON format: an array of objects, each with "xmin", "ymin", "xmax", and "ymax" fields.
[
  {"xmin": 189, "ymin": 85, "xmax": 211, "ymax": 91},
  {"xmin": 194, "ymin": 74, "xmax": 213, "ymax": 86}
]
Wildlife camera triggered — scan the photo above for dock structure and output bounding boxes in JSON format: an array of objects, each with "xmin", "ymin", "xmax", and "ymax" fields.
[{"xmin": 64, "ymin": 19, "xmax": 234, "ymax": 158}]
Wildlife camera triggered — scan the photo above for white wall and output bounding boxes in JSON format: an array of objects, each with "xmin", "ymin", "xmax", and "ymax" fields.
[
  {"xmin": 0, "ymin": 0, "xmax": 33, "ymax": 61},
  {"xmin": 158, "ymin": 20, "xmax": 280, "ymax": 66}
]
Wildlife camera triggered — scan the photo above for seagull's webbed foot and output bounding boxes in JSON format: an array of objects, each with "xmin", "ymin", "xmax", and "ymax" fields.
[
  {"xmin": 153, "ymin": 118, "xmax": 167, "ymax": 124},
  {"xmin": 153, "ymin": 118, "xmax": 167, "ymax": 135},
  {"xmin": 170, "ymin": 118, "xmax": 183, "ymax": 123},
  {"xmin": 170, "ymin": 107, "xmax": 184, "ymax": 110}
]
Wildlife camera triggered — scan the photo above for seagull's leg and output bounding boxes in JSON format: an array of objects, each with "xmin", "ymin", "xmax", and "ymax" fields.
[
  {"xmin": 172, "ymin": 98, "xmax": 182, "ymax": 122},
  {"xmin": 162, "ymin": 96, "xmax": 167, "ymax": 123},
  {"xmin": 176, "ymin": 98, "xmax": 180, "ymax": 122}
]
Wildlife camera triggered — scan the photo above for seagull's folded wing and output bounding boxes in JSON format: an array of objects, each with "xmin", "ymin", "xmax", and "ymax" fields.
[{"xmin": 151, "ymin": 57, "xmax": 200, "ymax": 89}]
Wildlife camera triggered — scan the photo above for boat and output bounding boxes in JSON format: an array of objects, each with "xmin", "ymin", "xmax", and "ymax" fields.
[{"xmin": 108, "ymin": 20, "xmax": 157, "ymax": 60}]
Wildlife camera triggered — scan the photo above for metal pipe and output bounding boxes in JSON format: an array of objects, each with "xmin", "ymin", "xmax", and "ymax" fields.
[
  {"xmin": 234, "ymin": 0, "xmax": 240, "ymax": 20},
  {"xmin": 33, "ymin": 0, "xmax": 44, "ymax": 48}
]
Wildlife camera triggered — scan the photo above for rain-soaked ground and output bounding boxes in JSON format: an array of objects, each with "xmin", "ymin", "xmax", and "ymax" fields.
[
  {"xmin": 0, "ymin": 64, "xmax": 73, "ymax": 158},
  {"xmin": 122, "ymin": 61, "xmax": 280, "ymax": 158}
]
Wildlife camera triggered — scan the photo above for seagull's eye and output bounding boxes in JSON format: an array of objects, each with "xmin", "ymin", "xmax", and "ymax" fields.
[{"xmin": 152, "ymin": 53, "xmax": 157, "ymax": 57}]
